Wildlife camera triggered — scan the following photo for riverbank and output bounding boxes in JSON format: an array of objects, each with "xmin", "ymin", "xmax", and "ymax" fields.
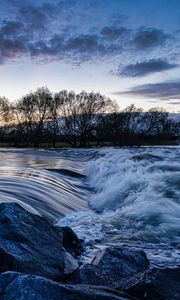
[{"xmin": 0, "ymin": 138, "xmax": 178, "ymax": 149}]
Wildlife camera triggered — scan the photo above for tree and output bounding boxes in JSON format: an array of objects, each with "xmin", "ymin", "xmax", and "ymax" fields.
[
  {"xmin": 54, "ymin": 90, "xmax": 116, "ymax": 147},
  {"xmin": 122, "ymin": 104, "xmax": 143, "ymax": 135},
  {"xmin": 97, "ymin": 105, "xmax": 143, "ymax": 146},
  {"xmin": 0, "ymin": 97, "xmax": 10, "ymax": 123},
  {"xmin": 15, "ymin": 87, "xmax": 53, "ymax": 147},
  {"xmin": 142, "ymin": 108, "xmax": 168, "ymax": 135}
]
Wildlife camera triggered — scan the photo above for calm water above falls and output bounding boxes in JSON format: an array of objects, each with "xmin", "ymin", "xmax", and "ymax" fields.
[
  {"xmin": 0, "ymin": 148, "xmax": 91, "ymax": 218},
  {"xmin": 0, "ymin": 147, "xmax": 179, "ymax": 268}
]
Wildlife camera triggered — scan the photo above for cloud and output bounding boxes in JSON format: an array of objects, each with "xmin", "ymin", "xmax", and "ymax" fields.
[
  {"xmin": 1, "ymin": 0, "xmax": 29, "ymax": 8},
  {"xmin": 65, "ymin": 34, "xmax": 99, "ymax": 52},
  {"xmin": 0, "ymin": 36, "xmax": 27, "ymax": 64},
  {"xmin": 19, "ymin": 5, "xmax": 51, "ymax": 30},
  {"xmin": 133, "ymin": 28, "xmax": 170, "ymax": 50},
  {"xmin": 29, "ymin": 33, "xmax": 124, "ymax": 64},
  {"xmin": 101, "ymin": 26, "xmax": 128, "ymax": 40},
  {"xmin": 168, "ymin": 101, "xmax": 180, "ymax": 105},
  {"xmin": 0, "ymin": 1, "xmax": 176, "ymax": 66},
  {"xmin": 114, "ymin": 81, "xmax": 180, "ymax": 100},
  {"xmin": 57, "ymin": 0, "xmax": 77, "ymax": 10},
  {"xmin": 0, "ymin": 21, "xmax": 24, "ymax": 35},
  {"xmin": 118, "ymin": 59, "xmax": 177, "ymax": 77}
]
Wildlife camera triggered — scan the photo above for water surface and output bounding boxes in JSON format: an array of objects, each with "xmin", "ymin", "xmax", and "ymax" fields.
[{"xmin": 0, "ymin": 147, "xmax": 179, "ymax": 268}]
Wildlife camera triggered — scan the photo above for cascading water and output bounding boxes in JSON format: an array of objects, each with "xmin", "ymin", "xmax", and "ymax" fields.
[
  {"xmin": 59, "ymin": 147, "xmax": 180, "ymax": 267},
  {"xmin": 0, "ymin": 147, "xmax": 179, "ymax": 268}
]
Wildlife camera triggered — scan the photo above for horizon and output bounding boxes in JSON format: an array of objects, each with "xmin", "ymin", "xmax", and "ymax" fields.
[{"xmin": 0, "ymin": 0, "xmax": 180, "ymax": 113}]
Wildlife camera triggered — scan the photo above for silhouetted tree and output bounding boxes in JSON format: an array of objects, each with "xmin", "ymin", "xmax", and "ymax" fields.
[
  {"xmin": 141, "ymin": 108, "xmax": 168, "ymax": 135},
  {"xmin": 15, "ymin": 87, "xmax": 53, "ymax": 147},
  {"xmin": 0, "ymin": 97, "xmax": 10, "ymax": 123},
  {"xmin": 97, "ymin": 105, "xmax": 143, "ymax": 146},
  {"xmin": 0, "ymin": 88, "xmax": 178, "ymax": 147},
  {"xmin": 54, "ymin": 90, "xmax": 116, "ymax": 147}
]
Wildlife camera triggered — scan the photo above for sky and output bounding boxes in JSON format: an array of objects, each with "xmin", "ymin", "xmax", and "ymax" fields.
[{"xmin": 0, "ymin": 0, "xmax": 180, "ymax": 112}]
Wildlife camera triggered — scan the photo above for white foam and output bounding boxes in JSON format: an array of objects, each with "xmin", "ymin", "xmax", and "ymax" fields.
[
  {"xmin": 58, "ymin": 147, "xmax": 180, "ymax": 266},
  {"xmin": 85, "ymin": 147, "xmax": 180, "ymax": 241}
]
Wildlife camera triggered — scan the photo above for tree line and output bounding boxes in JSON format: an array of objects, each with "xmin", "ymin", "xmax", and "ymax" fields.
[{"xmin": 0, "ymin": 87, "xmax": 179, "ymax": 147}]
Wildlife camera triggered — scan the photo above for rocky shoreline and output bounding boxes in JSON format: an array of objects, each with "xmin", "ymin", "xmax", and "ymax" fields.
[{"xmin": 0, "ymin": 203, "xmax": 179, "ymax": 300}]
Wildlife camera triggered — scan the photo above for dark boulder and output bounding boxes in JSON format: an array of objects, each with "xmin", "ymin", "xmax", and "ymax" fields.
[
  {"xmin": 0, "ymin": 271, "xmax": 137, "ymax": 300},
  {"xmin": 0, "ymin": 203, "xmax": 81, "ymax": 281},
  {"xmin": 69, "ymin": 247, "xmax": 149, "ymax": 288},
  {"xmin": 120, "ymin": 267, "xmax": 180, "ymax": 300},
  {"xmin": 68, "ymin": 263, "xmax": 113, "ymax": 286},
  {"xmin": 61, "ymin": 226, "xmax": 83, "ymax": 258}
]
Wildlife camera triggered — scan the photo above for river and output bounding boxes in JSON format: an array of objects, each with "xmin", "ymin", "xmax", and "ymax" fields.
[{"xmin": 0, "ymin": 147, "xmax": 179, "ymax": 268}]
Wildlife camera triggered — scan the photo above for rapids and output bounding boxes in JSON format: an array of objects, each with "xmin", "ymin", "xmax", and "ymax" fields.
[{"xmin": 0, "ymin": 147, "xmax": 179, "ymax": 268}]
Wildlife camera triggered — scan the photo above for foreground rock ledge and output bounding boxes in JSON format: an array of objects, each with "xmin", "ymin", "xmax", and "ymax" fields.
[
  {"xmin": 0, "ymin": 203, "xmax": 82, "ymax": 281},
  {"xmin": 69, "ymin": 246, "xmax": 149, "ymax": 288},
  {"xmin": 120, "ymin": 267, "xmax": 180, "ymax": 300},
  {"xmin": 0, "ymin": 272, "xmax": 136, "ymax": 300},
  {"xmin": 0, "ymin": 202, "xmax": 179, "ymax": 300}
]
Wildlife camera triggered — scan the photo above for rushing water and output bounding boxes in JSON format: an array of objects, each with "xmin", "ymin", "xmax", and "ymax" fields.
[{"xmin": 0, "ymin": 147, "xmax": 179, "ymax": 268}]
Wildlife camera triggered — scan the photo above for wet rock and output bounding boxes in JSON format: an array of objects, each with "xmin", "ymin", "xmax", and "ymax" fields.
[
  {"xmin": 0, "ymin": 203, "xmax": 81, "ymax": 281},
  {"xmin": 120, "ymin": 267, "xmax": 180, "ymax": 300},
  {"xmin": 0, "ymin": 271, "xmax": 136, "ymax": 300},
  {"xmin": 68, "ymin": 263, "xmax": 113, "ymax": 286},
  {"xmin": 68, "ymin": 247, "xmax": 149, "ymax": 288},
  {"xmin": 61, "ymin": 226, "xmax": 83, "ymax": 258}
]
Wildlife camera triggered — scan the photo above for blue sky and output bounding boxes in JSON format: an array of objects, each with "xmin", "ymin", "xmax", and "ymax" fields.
[{"xmin": 0, "ymin": 0, "xmax": 180, "ymax": 111}]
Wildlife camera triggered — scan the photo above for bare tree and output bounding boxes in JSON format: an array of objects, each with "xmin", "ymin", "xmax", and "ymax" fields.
[
  {"xmin": 0, "ymin": 97, "xmax": 10, "ymax": 123},
  {"xmin": 54, "ymin": 90, "xmax": 116, "ymax": 147},
  {"xmin": 15, "ymin": 87, "xmax": 53, "ymax": 147},
  {"xmin": 122, "ymin": 104, "xmax": 143, "ymax": 135},
  {"xmin": 0, "ymin": 88, "xmax": 177, "ymax": 147},
  {"xmin": 0, "ymin": 97, "xmax": 12, "ymax": 142},
  {"xmin": 142, "ymin": 108, "xmax": 168, "ymax": 135}
]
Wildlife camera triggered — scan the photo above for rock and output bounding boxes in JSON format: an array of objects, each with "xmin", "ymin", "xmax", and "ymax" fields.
[
  {"xmin": 68, "ymin": 263, "xmax": 112, "ymax": 286},
  {"xmin": 0, "ymin": 203, "xmax": 81, "ymax": 281},
  {"xmin": 68, "ymin": 247, "xmax": 149, "ymax": 288},
  {"xmin": 0, "ymin": 271, "xmax": 136, "ymax": 300},
  {"xmin": 92, "ymin": 247, "xmax": 149, "ymax": 273},
  {"xmin": 120, "ymin": 267, "xmax": 180, "ymax": 300},
  {"xmin": 61, "ymin": 226, "xmax": 83, "ymax": 258}
]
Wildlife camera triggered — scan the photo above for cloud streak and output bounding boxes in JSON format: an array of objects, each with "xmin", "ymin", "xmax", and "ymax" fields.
[
  {"xmin": 118, "ymin": 59, "xmax": 177, "ymax": 77},
  {"xmin": 114, "ymin": 81, "xmax": 180, "ymax": 100}
]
